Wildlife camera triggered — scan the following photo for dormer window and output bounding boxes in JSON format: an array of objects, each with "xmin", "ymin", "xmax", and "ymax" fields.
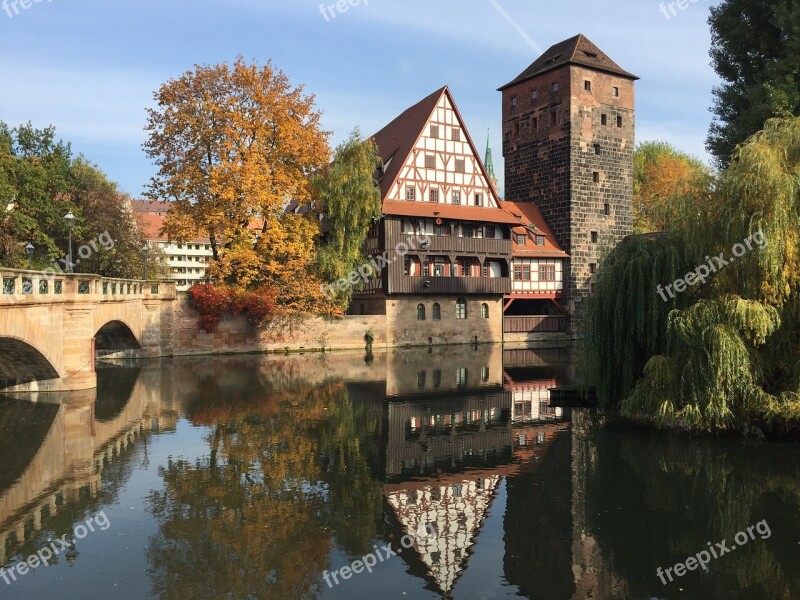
[{"xmin": 516, "ymin": 234, "xmax": 527, "ymax": 246}]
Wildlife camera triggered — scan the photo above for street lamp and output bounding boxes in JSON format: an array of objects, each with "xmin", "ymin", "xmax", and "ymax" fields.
[
  {"xmin": 63, "ymin": 211, "xmax": 75, "ymax": 273},
  {"xmin": 25, "ymin": 242, "xmax": 34, "ymax": 270},
  {"xmin": 141, "ymin": 244, "xmax": 149, "ymax": 281}
]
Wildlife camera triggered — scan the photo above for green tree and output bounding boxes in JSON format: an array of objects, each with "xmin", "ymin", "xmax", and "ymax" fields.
[
  {"xmin": 707, "ymin": 0, "xmax": 800, "ymax": 166},
  {"xmin": 584, "ymin": 117, "xmax": 800, "ymax": 433},
  {"xmin": 313, "ymin": 130, "xmax": 383, "ymax": 310}
]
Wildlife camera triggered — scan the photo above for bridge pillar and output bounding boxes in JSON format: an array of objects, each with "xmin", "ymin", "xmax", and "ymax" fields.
[{"xmin": 62, "ymin": 306, "xmax": 98, "ymax": 391}]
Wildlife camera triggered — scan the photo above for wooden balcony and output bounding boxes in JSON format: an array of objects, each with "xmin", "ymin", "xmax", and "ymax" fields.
[
  {"xmin": 503, "ymin": 315, "xmax": 566, "ymax": 333},
  {"xmin": 397, "ymin": 233, "xmax": 512, "ymax": 256},
  {"xmin": 389, "ymin": 275, "xmax": 511, "ymax": 295}
]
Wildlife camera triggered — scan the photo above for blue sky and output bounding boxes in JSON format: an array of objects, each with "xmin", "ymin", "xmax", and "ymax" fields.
[{"xmin": 0, "ymin": 0, "xmax": 721, "ymax": 197}]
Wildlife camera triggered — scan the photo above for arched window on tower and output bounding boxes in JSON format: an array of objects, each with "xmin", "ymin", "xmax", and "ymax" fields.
[
  {"xmin": 417, "ymin": 304, "xmax": 426, "ymax": 321},
  {"xmin": 432, "ymin": 303, "xmax": 441, "ymax": 321},
  {"xmin": 456, "ymin": 298, "xmax": 467, "ymax": 320}
]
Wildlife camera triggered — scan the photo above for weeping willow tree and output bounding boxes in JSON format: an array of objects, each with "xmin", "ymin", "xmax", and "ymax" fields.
[{"xmin": 583, "ymin": 117, "xmax": 800, "ymax": 433}]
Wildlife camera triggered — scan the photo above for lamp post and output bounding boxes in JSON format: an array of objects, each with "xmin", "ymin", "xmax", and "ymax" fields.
[
  {"xmin": 141, "ymin": 244, "xmax": 149, "ymax": 281},
  {"xmin": 25, "ymin": 242, "xmax": 34, "ymax": 270},
  {"xmin": 63, "ymin": 211, "xmax": 75, "ymax": 273}
]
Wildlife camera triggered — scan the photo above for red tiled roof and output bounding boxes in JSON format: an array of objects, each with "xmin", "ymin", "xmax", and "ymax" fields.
[
  {"xmin": 498, "ymin": 34, "xmax": 638, "ymax": 91},
  {"xmin": 383, "ymin": 200, "xmax": 521, "ymax": 224},
  {"xmin": 135, "ymin": 212, "xmax": 210, "ymax": 243},
  {"xmin": 501, "ymin": 200, "xmax": 568, "ymax": 258},
  {"xmin": 131, "ymin": 199, "xmax": 171, "ymax": 214}
]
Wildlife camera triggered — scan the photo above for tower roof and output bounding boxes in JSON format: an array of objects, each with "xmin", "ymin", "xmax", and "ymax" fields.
[
  {"xmin": 484, "ymin": 130, "xmax": 496, "ymax": 181},
  {"xmin": 498, "ymin": 34, "xmax": 639, "ymax": 90}
]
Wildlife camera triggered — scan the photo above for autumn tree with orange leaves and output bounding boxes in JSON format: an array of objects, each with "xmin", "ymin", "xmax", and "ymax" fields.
[{"xmin": 144, "ymin": 57, "xmax": 331, "ymax": 312}]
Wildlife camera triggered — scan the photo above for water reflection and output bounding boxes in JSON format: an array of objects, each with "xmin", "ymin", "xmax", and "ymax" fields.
[{"xmin": 0, "ymin": 346, "xmax": 798, "ymax": 599}]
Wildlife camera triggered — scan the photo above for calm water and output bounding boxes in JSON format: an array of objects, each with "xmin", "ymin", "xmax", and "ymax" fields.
[{"xmin": 1, "ymin": 346, "xmax": 799, "ymax": 600}]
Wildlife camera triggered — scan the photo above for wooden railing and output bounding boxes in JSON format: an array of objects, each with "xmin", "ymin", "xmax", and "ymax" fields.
[
  {"xmin": 389, "ymin": 275, "xmax": 511, "ymax": 295},
  {"xmin": 397, "ymin": 233, "xmax": 512, "ymax": 256},
  {"xmin": 503, "ymin": 315, "xmax": 566, "ymax": 333}
]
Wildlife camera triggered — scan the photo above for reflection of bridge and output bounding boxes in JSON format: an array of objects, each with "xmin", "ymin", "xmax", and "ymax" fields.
[
  {"xmin": 0, "ymin": 368, "xmax": 177, "ymax": 565},
  {"xmin": 0, "ymin": 269, "xmax": 176, "ymax": 392}
]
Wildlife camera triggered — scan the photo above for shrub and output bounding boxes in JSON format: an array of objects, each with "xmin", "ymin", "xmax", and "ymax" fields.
[{"xmin": 188, "ymin": 284, "xmax": 276, "ymax": 332}]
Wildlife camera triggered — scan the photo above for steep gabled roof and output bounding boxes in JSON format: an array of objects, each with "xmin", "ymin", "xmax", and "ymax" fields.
[
  {"xmin": 498, "ymin": 34, "xmax": 638, "ymax": 91},
  {"xmin": 372, "ymin": 87, "xmax": 446, "ymax": 200}
]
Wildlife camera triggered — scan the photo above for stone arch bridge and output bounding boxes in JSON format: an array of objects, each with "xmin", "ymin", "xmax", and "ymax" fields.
[{"xmin": 0, "ymin": 268, "xmax": 176, "ymax": 393}]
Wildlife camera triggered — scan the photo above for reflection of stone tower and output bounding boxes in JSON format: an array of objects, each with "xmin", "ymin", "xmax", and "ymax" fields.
[{"xmin": 499, "ymin": 34, "xmax": 637, "ymax": 333}]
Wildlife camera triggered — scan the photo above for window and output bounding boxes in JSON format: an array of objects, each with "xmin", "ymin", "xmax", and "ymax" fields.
[
  {"xmin": 432, "ymin": 257, "xmax": 445, "ymax": 277},
  {"xmin": 430, "ymin": 188, "xmax": 439, "ymax": 203},
  {"xmin": 432, "ymin": 303, "xmax": 441, "ymax": 320},
  {"xmin": 589, "ymin": 263, "xmax": 596, "ymax": 274},
  {"xmin": 452, "ymin": 128, "xmax": 461, "ymax": 141},
  {"xmin": 456, "ymin": 298, "xmax": 467, "ymax": 319},
  {"xmin": 531, "ymin": 89, "xmax": 538, "ymax": 101},
  {"xmin": 591, "ymin": 231, "xmax": 598, "ymax": 243},
  {"xmin": 532, "ymin": 116, "xmax": 538, "ymax": 129},
  {"xmin": 593, "ymin": 172, "xmax": 600, "ymax": 183},
  {"xmin": 403, "ymin": 256, "xmax": 412, "ymax": 276},
  {"xmin": 552, "ymin": 82, "xmax": 559, "ymax": 92},
  {"xmin": 550, "ymin": 111, "xmax": 557, "ymax": 126},
  {"xmin": 511, "ymin": 96, "xmax": 517, "ymax": 109},
  {"xmin": 433, "ymin": 369, "xmax": 442, "ymax": 388},
  {"xmin": 462, "ymin": 224, "xmax": 474, "ymax": 238},
  {"xmin": 481, "ymin": 366, "xmax": 490, "ymax": 381},
  {"xmin": 539, "ymin": 264, "xmax": 556, "ymax": 281},
  {"xmin": 417, "ymin": 304, "xmax": 426, "ymax": 321},
  {"xmin": 405, "ymin": 186, "xmax": 415, "ymax": 201},
  {"xmin": 604, "ymin": 203, "xmax": 610, "ymax": 215},
  {"xmin": 601, "ymin": 114, "xmax": 607, "ymax": 126},
  {"xmin": 485, "ymin": 225, "xmax": 495, "ymax": 239},
  {"xmin": 430, "ymin": 125, "xmax": 439, "ymax": 138},
  {"xmin": 452, "ymin": 191, "xmax": 461, "ymax": 205},
  {"xmin": 481, "ymin": 303, "xmax": 489, "ymax": 319},
  {"xmin": 516, "ymin": 234, "xmax": 526, "ymax": 245},
  {"xmin": 455, "ymin": 159, "xmax": 465, "ymax": 173},
  {"xmin": 434, "ymin": 223, "xmax": 447, "ymax": 236},
  {"xmin": 417, "ymin": 371, "xmax": 426, "ymax": 388},
  {"xmin": 594, "ymin": 143, "xmax": 601, "ymax": 155},
  {"xmin": 514, "ymin": 264, "xmax": 531, "ymax": 281},
  {"xmin": 617, "ymin": 115, "xmax": 623, "ymax": 128},
  {"xmin": 613, "ymin": 86, "xmax": 619, "ymax": 97},
  {"xmin": 535, "ymin": 235, "xmax": 545, "ymax": 246},
  {"xmin": 584, "ymin": 80, "xmax": 591, "ymax": 91},
  {"xmin": 474, "ymin": 193, "xmax": 483, "ymax": 207},
  {"xmin": 425, "ymin": 154, "xmax": 436, "ymax": 169}
]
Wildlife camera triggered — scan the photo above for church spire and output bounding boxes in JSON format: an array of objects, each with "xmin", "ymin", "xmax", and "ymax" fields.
[{"xmin": 485, "ymin": 130, "xmax": 499, "ymax": 195}]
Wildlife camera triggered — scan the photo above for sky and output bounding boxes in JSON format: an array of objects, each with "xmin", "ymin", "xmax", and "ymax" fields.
[{"xmin": 0, "ymin": 0, "xmax": 722, "ymax": 198}]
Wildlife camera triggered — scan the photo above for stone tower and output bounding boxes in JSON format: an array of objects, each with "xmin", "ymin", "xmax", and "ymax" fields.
[{"xmin": 498, "ymin": 34, "xmax": 637, "ymax": 333}]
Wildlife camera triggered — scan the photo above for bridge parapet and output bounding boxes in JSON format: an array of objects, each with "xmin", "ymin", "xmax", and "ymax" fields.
[{"xmin": 0, "ymin": 268, "xmax": 176, "ymax": 307}]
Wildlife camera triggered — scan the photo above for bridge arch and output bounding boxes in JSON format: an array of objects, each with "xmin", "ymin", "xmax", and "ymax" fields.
[
  {"xmin": 0, "ymin": 337, "xmax": 60, "ymax": 390},
  {"xmin": 94, "ymin": 320, "xmax": 142, "ymax": 352}
]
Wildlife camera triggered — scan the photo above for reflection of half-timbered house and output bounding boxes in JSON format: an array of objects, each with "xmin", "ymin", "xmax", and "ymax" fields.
[{"xmin": 350, "ymin": 87, "xmax": 520, "ymax": 346}]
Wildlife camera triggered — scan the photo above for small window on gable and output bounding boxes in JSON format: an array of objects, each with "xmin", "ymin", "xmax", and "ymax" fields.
[
  {"xmin": 601, "ymin": 114, "xmax": 607, "ymax": 126},
  {"xmin": 425, "ymin": 154, "xmax": 436, "ymax": 169},
  {"xmin": 452, "ymin": 128, "xmax": 461, "ymax": 141},
  {"xmin": 455, "ymin": 159, "xmax": 465, "ymax": 173},
  {"xmin": 613, "ymin": 86, "xmax": 620, "ymax": 97},
  {"xmin": 430, "ymin": 125, "xmax": 439, "ymax": 138},
  {"xmin": 511, "ymin": 96, "xmax": 517, "ymax": 109},
  {"xmin": 584, "ymin": 80, "xmax": 591, "ymax": 92},
  {"xmin": 474, "ymin": 193, "xmax": 483, "ymax": 207},
  {"xmin": 531, "ymin": 89, "xmax": 538, "ymax": 101},
  {"xmin": 552, "ymin": 82, "xmax": 559, "ymax": 92}
]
